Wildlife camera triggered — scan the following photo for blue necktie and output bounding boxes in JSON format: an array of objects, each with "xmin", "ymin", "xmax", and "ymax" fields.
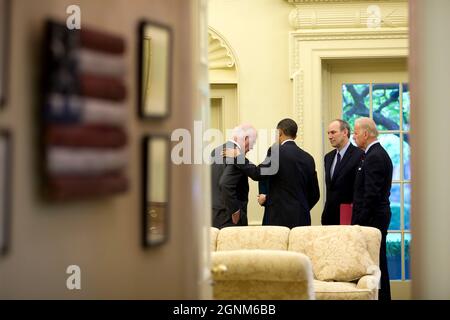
[
  {"xmin": 336, "ymin": 151, "xmax": 341, "ymax": 168},
  {"xmin": 333, "ymin": 151, "xmax": 341, "ymax": 178}
]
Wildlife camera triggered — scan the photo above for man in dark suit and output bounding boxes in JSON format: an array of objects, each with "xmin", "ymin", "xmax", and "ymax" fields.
[
  {"xmin": 322, "ymin": 119, "xmax": 364, "ymax": 225},
  {"xmin": 211, "ymin": 124, "xmax": 257, "ymax": 229},
  {"xmin": 352, "ymin": 117, "xmax": 393, "ymax": 301},
  {"xmin": 223, "ymin": 118, "xmax": 320, "ymax": 228}
]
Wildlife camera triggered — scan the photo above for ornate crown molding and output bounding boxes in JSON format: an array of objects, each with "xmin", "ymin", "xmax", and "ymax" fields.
[
  {"xmin": 291, "ymin": 27, "xmax": 408, "ymax": 41},
  {"xmin": 285, "ymin": 0, "xmax": 406, "ymax": 3},
  {"xmin": 286, "ymin": 1, "xmax": 408, "ymax": 30},
  {"xmin": 208, "ymin": 27, "xmax": 236, "ymax": 70},
  {"xmin": 289, "ymin": 27, "xmax": 408, "ymax": 78}
]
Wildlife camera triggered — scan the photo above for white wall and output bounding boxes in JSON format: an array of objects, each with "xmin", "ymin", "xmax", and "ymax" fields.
[
  {"xmin": 0, "ymin": 0, "xmax": 202, "ymax": 299},
  {"xmin": 209, "ymin": 0, "xmax": 294, "ymax": 225}
]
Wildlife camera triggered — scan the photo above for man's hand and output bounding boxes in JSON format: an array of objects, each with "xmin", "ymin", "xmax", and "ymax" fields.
[
  {"xmin": 231, "ymin": 209, "xmax": 241, "ymax": 224},
  {"xmin": 222, "ymin": 148, "xmax": 241, "ymax": 158},
  {"xmin": 257, "ymin": 194, "xmax": 267, "ymax": 206}
]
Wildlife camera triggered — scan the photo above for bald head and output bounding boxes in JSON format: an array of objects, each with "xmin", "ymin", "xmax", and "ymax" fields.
[
  {"xmin": 232, "ymin": 123, "xmax": 257, "ymax": 153},
  {"xmin": 353, "ymin": 117, "xmax": 378, "ymax": 150}
]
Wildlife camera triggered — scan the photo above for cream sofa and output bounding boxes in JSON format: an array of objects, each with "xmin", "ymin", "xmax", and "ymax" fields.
[
  {"xmin": 211, "ymin": 225, "xmax": 381, "ymax": 300},
  {"xmin": 211, "ymin": 226, "xmax": 315, "ymax": 299}
]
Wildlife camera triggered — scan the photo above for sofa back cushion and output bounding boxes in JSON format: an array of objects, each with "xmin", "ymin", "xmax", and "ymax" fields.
[
  {"xmin": 216, "ymin": 226, "xmax": 290, "ymax": 251},
  {"xmin": 360, "ymin": 226, "xmax": 382, "ymax": 265},
  {"xmin": 288, "ymin": 226, "xmax": 377, "ymax": 282}
]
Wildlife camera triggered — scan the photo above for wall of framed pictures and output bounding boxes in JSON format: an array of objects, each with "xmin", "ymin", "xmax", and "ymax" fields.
[
  {"xmin": 138, "ymin": 19, "xmax": 173, "ymax": 248},
  {"xmin": 0, "ymin": 0, "xmax": 202, "ymax": 299}
]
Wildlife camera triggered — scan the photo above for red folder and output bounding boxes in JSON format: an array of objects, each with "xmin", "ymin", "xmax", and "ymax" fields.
[{"xmin": 340, "ymin": 203, "xmax": 353, "ymax": 225}]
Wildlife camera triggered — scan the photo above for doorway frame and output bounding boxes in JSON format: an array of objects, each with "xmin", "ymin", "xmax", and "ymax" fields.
[
  {"xmin": 289, "ymin": 26, "xmax": 409, "ymax": 298},
  {"xmin": 289, "ymin": 28, "xmax": 408, "ymax": 220}
]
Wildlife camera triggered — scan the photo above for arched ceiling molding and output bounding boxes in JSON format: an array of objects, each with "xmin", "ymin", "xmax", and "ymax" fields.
[{"xmin": 208, "ymin": 27, "xmax": 237, "ymax": 72}]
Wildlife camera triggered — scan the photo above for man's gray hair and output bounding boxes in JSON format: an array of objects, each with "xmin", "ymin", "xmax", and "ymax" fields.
[
  {"xmin": 231, "ymin": 123, "xmax": 257, "ymax": 147},
  {"xmin": 355, "ymin": 117, "xmax": 379, "ymax": 138}
]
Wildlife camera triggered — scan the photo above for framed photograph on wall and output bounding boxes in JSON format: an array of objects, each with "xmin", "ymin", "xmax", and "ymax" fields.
[
  {"xmin": 141, "ymin": 135, "xmax": 170, "ymax": 247},
  {"xmin": 138, "ymin": 20, "xmax": 173, "ymax": 119},
  {"xmin": 0, "ymin": 0, "xmax": 11, "ymax": 107},
  {"xmin": 0, "ymin": 130, "xmax": 11, "ymax": 255}
]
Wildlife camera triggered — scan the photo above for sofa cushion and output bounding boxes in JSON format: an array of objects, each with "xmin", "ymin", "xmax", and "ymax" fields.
[
  {"xmin": 288, "ymin": 226, "xmax": 375, "ymax": 282},
  {"xmin": 212, "ymin": 249, "xmax": 313, "ymax": 282},
  {"xmin": 211, "ymin": 227, "xmax": 219, "ymax": 251},
  {"xmin": 360, "ymin": 227, "xmax": 382, "ymax": 265},
  {"xmin": 216, "ymin": 226, "xmax": 290, "ymax": 251},
  {"xmin": 214, "ymin": 280, "xmax": 313, "ymax": 300},
  {"xmin": 314, "ymin": 280, "xmax": 375, "ymax": 300}
]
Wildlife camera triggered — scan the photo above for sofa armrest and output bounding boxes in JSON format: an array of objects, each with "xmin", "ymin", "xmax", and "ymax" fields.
[
  {"xmin": 211, "ymin": 249, "xmax": 313, "ymax": 282},
  {"xmin": 356, "ymin": 265, "xmax": 381, "ymax": 290}
]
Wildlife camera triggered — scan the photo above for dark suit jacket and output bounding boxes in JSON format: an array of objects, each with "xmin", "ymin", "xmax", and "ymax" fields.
[
  {"xmin": 352, "ymin": 142, "xmax": 393, "ymax": 232},
  {"xmin": 211, "ymin": 141, "xmax": 249, "ymax": 229},
  {"xmin": 231, "ymin": 141, "xmax": 320, "ymax": 228},
  {"xmin": 322, "ymin": 143, "xmax": 364, "ymax": 225},
  {"xmin": 258, "ymin": 180, "xmax": 269, "ymax": 225}
]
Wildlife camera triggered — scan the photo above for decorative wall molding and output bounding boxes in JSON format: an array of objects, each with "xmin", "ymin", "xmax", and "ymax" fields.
[
  {"xmin": 291, "ymin": 69, "xmax": 304, "ymax": 147},
  {"xmin": 286, "ymin": 0, "xmax": 408, "ymax": 30},
  {"xmin": 288, "ymin": 24, "xmax": 407, "ymax": 159},
  {"xmin": 208, "ymin": 27, "xmax": 236, "ymax": 70},
  {"xmin": 282, "ymin": 0, "xmax": 408, "ymax": 223},
  {"xmin": 289, "ymin": 27, "xmax": 408, "ymax": 79},
  {"xmin": 285, "ymin": 0, "xmax": 406, "ymax": 3},
  {"xmin": 292, "ymin": 27, "xmax": 408, "ymax": 41}
]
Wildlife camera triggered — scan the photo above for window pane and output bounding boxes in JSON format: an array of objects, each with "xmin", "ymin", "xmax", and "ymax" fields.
[
  {"xmin": 372, "ymin": 83, "xmax": 400, "ymax": 131},
  {"xmin": 402, "ymin": 83, "xmax": 410, "ymax": 130},
  {"xmin": 403, "ymin": 133, "xmax": 411, "ymax": 180},
  {"xmin": 389, "ymin": 184, "xmax": 401, "ymax": 230},
  {"xmin": 379, "ymin": 134, "xmax": 401, "ymax": 180},
  {"xmin": 404, "ymin": 183, "xmax": 411, "ymax": 230},
  {"xmin": 405, "ymin": 233, "xmax": 411, "ymax": 280},
  {"xmin": 342, "ymin": 84, "xmax": 370, "ymax": 131},
  {"xmin": 387, "ymin": 233, "xmax": 402, "ymax": 280}
]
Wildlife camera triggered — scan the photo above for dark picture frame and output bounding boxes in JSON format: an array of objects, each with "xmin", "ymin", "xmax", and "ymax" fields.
[
  {"xmin": 141, "ymin": 135, "xmax": 171, "ymax": 247},
  {"xmin": 138, "ymin": 20, "xmax": 173, "ymax": 119},
  {"xmin": 0, "ymin": 130, "xmax": 12, "ymax": 255},
  {"xmin": 0, "ymin": 0, "xmax": 11, "ymax": 107}
]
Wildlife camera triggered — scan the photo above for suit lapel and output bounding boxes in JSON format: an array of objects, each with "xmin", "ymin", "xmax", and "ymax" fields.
[{"xmin": 325, "ymin": 153, "xmax": 333, "ymax": 186}]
